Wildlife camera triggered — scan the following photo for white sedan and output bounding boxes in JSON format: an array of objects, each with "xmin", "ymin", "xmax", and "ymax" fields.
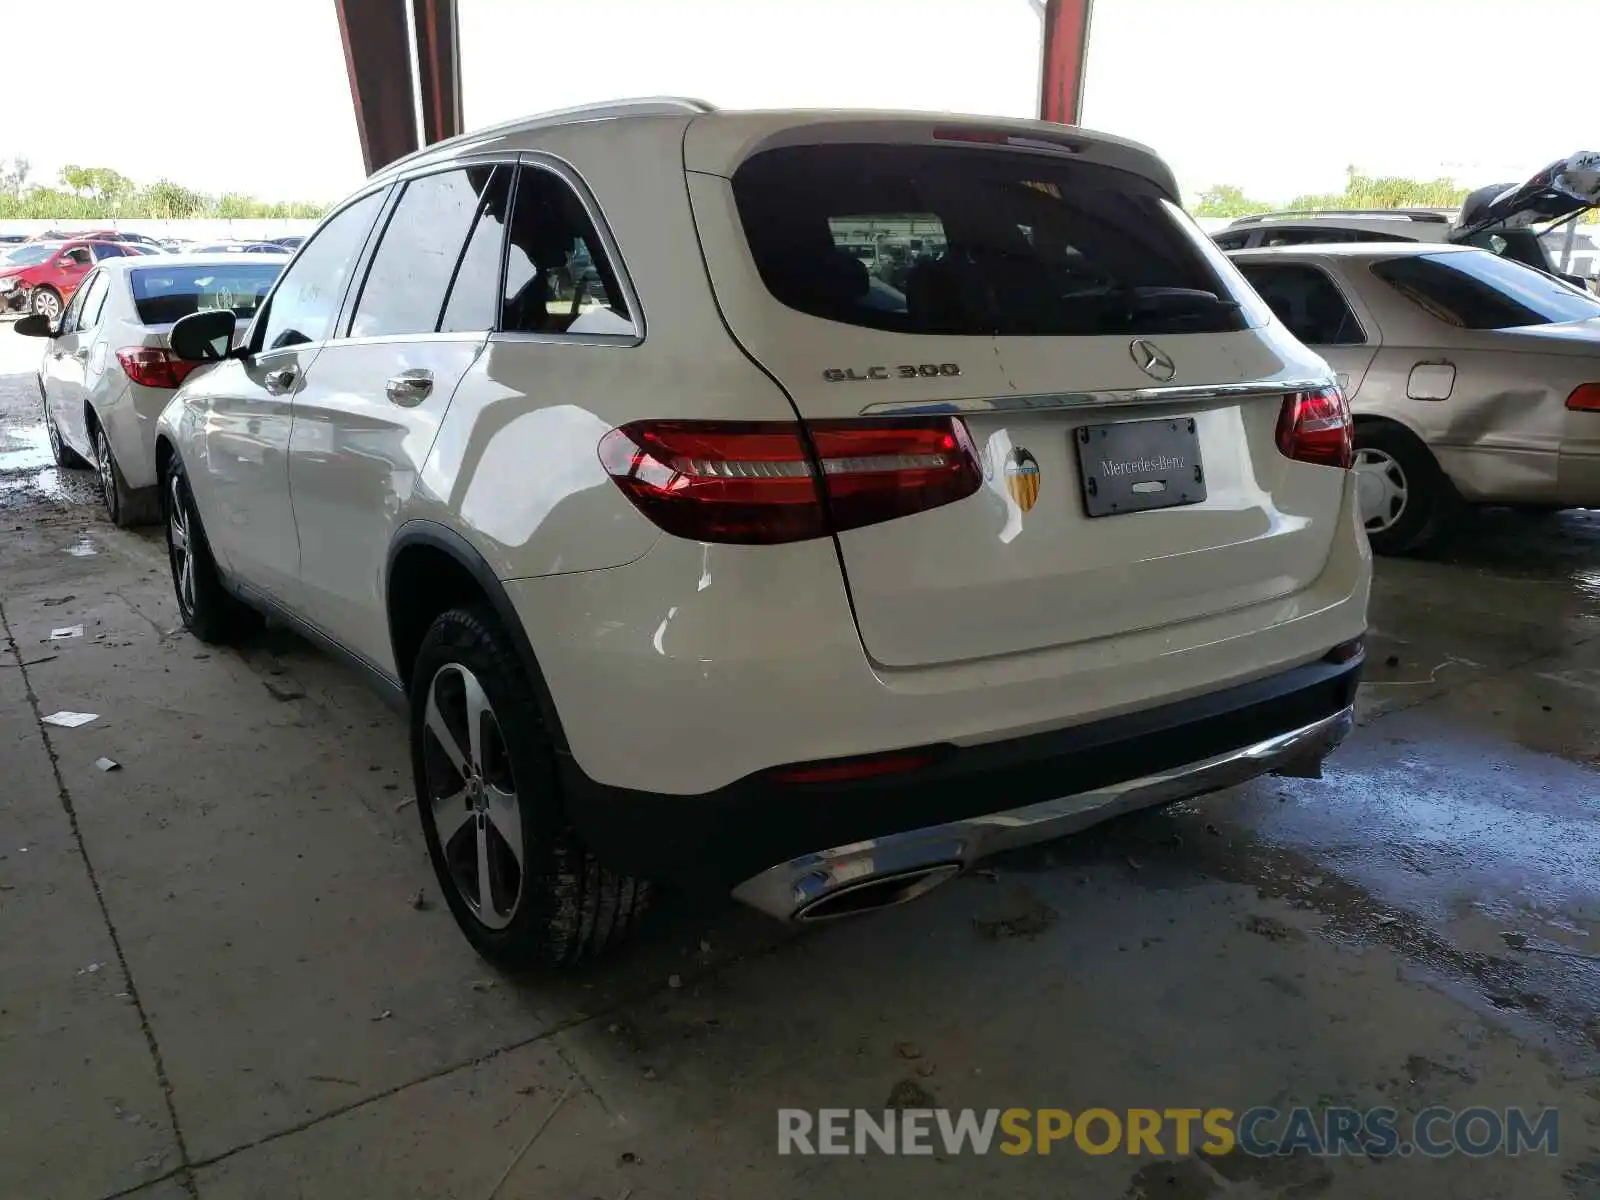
[{"xmin": 15, "ymin": 253, "xmax": 288, "ymax": 525}]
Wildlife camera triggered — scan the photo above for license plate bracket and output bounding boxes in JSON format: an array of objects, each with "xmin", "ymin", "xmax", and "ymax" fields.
[{"xmin": 1075, "ymin": 417, "xmax": 1206, "ymax": 517}]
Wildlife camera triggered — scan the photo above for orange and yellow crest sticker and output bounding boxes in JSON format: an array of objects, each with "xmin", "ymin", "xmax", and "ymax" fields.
[{"xmin": 1004, "ymin": 448, "xmax": 1041, "ymax": 512}]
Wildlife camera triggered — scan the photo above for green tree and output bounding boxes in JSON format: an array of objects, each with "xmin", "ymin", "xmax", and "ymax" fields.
[
  {"xmin": 141, "ymin": 179, "xmax": 208, "ymax": 219},
  {"xmin": 1193, "ymin": 183, "xmax": 1271, "ymax": 218}
]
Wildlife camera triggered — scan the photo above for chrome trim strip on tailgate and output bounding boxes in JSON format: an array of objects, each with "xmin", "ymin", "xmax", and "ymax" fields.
[
  {"xmin": 857, "ymin": 376, "xmax": 1333, "ymax": 417},
  {"xmin": 731, "ymin": 705, "xmax": 1354, "ymax": 923}
]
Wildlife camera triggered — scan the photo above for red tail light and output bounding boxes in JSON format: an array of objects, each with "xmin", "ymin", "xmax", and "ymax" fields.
[
  {"xmin": 1275, "ymin": 386, "xmax": 1352, "ymax": 469},
  {"xmin": 116, "ymin": 347, "xmax": 197, "ymax": 390},
  {"xmin": 597, "ymin": 418, "xmax": 982, "ymax": 545},
  {"xmin": 768, "ymin": 749, "xmax": 938, "ymax": 785},
  {"xmin": 1566, "ymin": 383, "xmax": 1600, "ymax": 412}
]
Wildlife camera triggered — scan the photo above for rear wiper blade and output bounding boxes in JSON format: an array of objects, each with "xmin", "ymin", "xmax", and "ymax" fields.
[{"xmin": 1062, "ymin": 285, "xmax": 1241, "ymax": 313}]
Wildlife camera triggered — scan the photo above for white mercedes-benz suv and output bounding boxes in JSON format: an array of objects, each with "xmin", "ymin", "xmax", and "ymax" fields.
[{"xmin": 155, "ymin": 98, "xmax": 1370, "ymax": 969}]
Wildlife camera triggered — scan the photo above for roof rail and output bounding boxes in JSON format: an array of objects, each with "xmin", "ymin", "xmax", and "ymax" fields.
[
  {"xmin": 373, "ymin": 97, "xmax": 718, "ymax": 177},
  {"xmin": 1231, "ymin": 208, "xmax": 1452, "ymax": 226}
]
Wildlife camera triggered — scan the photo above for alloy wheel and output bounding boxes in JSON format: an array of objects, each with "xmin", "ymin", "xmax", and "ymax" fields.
[
  {"xmin": 1354, "ymin": 447, "xmax": 1408, "ymax": 534},
  {"xmin": 420, "ymin": 663, "xmax": 525, "ymax": 930},
  {"xmin": 167, "ymin": 475, "xmax": 196, "ymax": 618},
  {"xmin": 32, "ymin": 290, "xmax": 59, "ymax": 321}
]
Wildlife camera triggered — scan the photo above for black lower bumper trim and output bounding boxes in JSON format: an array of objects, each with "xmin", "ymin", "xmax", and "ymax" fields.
[{"xmin": 561, "ymin": 653, "xmax": 1362, "ymax": 892}]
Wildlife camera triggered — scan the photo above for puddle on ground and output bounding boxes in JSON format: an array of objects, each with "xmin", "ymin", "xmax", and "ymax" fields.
[
  {"xmin": 65, "ymin": 535, "xmax": 98, "ymax": 557},
  {"xmin": 0, "ymin": 424, "xmax": 52, "ymax": 473}
]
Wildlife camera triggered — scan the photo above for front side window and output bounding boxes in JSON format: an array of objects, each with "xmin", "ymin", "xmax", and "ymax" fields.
[
  {"xmin": 1372, "ymin": 250, "xmax": 1600, "ymax": 329},
  {"xmin": 731, "ymin": 143, "xmax": 1258, "ymax": 336},
  {"xmin": 256, "ymin": 189, "xmax": 385, "ymax": 352},
  {"xmin": 500, "ymin": 165, "xmax": 634, "ymax": 336},
  {"xmin": 1213, "ymin": 232, "xmax": 1252, "ymax": 250},
  {"xmin": 1236, "ymin": 263, "xmax": 1366, "ymax": 345},
  {"xmin": 63, "ymin": 247, "xmax": 93, "ymax": 267},
  {"xmin": 58, "ymin": 271, "xmax": 97, "ymax": 332},
  {"xmin": 351, "ymin": 166, "xmax": 501, "ymax": 339}
]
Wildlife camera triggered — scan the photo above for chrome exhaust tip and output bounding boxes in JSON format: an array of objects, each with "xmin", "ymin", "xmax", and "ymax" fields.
[{"xmin": 791, "ymin": 864, "xmax": 962, "ymax": 923}]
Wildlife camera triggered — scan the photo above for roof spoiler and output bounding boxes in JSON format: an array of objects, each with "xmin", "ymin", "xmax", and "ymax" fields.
[{"xmin": 1455, "ymin": 151, "xmax": 1600, "ymax": 237}]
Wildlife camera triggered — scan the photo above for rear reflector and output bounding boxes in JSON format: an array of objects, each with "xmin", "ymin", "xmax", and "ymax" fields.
[
  {"xmin": 116, "ymin": 347, "xmax": 197, "ymax": 390},
  {"xmin": 1275, "ymin": 387, "xmax": 1353, "ymax": 469},
  {"xmin": 1566, "ymin": 383, "xmax": 1600, "ymax": 412},
  {"xmin": 598, "ymin": 418, "xmax": 981, "ymax": 545},
  {"xmin": 768, "ymin": 749, "xmax": 939, "ymax": 785}
]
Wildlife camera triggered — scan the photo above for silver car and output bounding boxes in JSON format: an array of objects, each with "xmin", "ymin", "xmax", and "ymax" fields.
[{"xmin": 1230, "ymin": 243, "xmax": 1600, "ymax": 554}]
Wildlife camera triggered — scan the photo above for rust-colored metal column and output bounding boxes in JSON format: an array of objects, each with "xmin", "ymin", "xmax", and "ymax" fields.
[
  {"xmin": 334, "ymin": 0, "xmax": 419, "ymax": 174},
  {"xmin": 412, "ymin": 0, "xmax": 462, "ymax": 145},
  {"xmin": 1038, "ymin": 0, "xmax": 1094, "ymax": 126}
]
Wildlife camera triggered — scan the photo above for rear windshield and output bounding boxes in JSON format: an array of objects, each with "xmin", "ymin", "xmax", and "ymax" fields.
[
  {"xmin": 1371, "ymin": 250, "xmax": 1600, "ymax": 329},
  {"xmin": 730, "ymin": 144, "xmax": 1262, "ymax": 336},
  {"xmin": 130, "ymin": 262, "xmax": 284, "ymax": 325}
]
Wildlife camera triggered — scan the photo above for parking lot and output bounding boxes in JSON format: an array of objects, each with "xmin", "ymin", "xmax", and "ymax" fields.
[{"xmin": 1, "ymin": 318, "xmax": 1597, "ymax": 1198}]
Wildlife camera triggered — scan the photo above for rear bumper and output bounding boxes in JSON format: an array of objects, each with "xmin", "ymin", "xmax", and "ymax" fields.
[
  {"xmin": 563, "ymin": 652, "xmax": 1362, "ymax": 895},
  {"xmin": 1436, "ymin": 444, "xmax": 1600, "ymax": 506}
]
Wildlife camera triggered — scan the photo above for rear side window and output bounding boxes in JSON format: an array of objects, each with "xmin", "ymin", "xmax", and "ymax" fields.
[
  {"xmin": 351, "ymin": 166, "xmax": 501, "ymax": 339},
  {"xmin": 1236, "ymin": 263, "xmax": 1366, "ymax": 345},
  {"xmin": 130, "ymin": 262, "xmax": 284, "ymax": 325},
  {"xmin": 1372, "ymin": 251, "xmax": 1600, "ymax": 329},
  {"xmin": 439, "ymin": 169, "xmax": 512, "ymax": 333},
  {"xmin": 1213, "ymin": 231, "xmax": 1252, "ymax": 250},
  {"xmin": 500, "ymin": 165, "xmax": 634, "ymax": 336},
  {"xmin": 257, "ymin": 189, "xmax": 384, "ymax": 352},
  {"xmin": 91, "ymin": 243, "xmax": 124, "ymax": 260},
  {"xmin": 730, "ymin": 144, "xmax": 1258, "ymax": 336}
]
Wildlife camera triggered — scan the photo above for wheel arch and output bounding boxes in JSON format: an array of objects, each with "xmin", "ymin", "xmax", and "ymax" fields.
[
  {"xmin": 386, "ymin": 521, "xmax": 571, "ymax": 753},
  {"xmin": 154, "ymin": 434, "xmax": 176, "ymax": 490}
]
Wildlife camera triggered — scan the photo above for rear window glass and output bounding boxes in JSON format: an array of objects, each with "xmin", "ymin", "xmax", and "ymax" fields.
[
  {"xmin": 130, "ymin": 263, "xmax": 285, "ymax": 325},
  {"xmin": 1371, "ymin": 250, "xmax": 1600, "ymax": 329},
  {"xmin": 730, "ymin": 144, "xmax": 1261, "ymax": 336}
]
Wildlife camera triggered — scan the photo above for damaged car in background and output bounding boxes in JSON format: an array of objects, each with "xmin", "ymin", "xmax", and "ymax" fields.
[{"xmin": 1231, "ymin": 241, "xmax": 1600, "ymax": 554}]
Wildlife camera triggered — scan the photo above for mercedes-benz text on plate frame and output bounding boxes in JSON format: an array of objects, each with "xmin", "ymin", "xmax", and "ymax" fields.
[{"xmin": 1129, "ymin": 338, "xmax": 1176, "ymax": 382}]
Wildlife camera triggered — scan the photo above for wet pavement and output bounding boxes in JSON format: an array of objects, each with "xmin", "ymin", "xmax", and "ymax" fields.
[{"xmin": 0, "ymin": 317, "xmax": 1596, "ymax": 1199}]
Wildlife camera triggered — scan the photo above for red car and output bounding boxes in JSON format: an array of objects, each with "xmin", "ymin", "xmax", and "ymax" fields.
[{"xmin": 0, "ymin": 239, "xmax": 141, "ymax": 321}]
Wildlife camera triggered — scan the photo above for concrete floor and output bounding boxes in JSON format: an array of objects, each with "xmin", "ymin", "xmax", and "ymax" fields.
[{"xmin": 0, "ymin": 322, "xmax": 1596, "ymax": 1200}]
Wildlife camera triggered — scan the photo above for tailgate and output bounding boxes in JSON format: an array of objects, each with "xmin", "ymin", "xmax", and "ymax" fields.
[{"xmin": 687, "ymin": 126, "xmax": 1344, "ymax": 668}]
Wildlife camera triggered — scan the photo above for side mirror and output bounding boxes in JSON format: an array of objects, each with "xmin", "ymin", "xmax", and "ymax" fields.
[
  {"xmin": 12, "ymin": 314, "xmax": 54, "ymax": 338},
  {"xmin": 170, "ymin": 309, "xmax": 237, "ymax": 363}
]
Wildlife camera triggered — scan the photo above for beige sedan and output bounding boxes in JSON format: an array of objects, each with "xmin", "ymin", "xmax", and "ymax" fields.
[{"xmin": 1230, "ymin": 243, "xmax": 1600, "ymax": 553}]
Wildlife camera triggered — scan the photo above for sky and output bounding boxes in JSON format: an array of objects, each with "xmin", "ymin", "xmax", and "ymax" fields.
[{"xmin": 0, "ymin": 0, "xmax": 1595, "ymax": 206}]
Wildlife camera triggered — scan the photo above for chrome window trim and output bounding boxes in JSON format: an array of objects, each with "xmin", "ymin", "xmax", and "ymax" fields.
[{"xmin": 856, "ymin": 375, "xmax": 1335, "ymax": 417}]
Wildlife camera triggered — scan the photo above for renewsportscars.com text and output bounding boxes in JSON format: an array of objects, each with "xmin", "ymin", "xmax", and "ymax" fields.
[{"xmin": 777, "ymin": 1106, "xmax": 1559, "ymax": 1158}]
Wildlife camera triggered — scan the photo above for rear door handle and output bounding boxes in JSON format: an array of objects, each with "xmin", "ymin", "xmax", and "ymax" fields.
[
  {"xmin": 264, "ymin": 366, "xmax": 298, "ymax": 394},
  {"xmin": 385, "ymin": 369, "xmax": 434, "ymax": 407}
]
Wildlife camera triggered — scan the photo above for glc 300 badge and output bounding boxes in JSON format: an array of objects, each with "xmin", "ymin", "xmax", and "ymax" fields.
[
  {"xmin": 822, "ymin": 363, "xmax": 962, "ymax": 382},
  {"xmin": 1004, "ymin": 448, "xmax": 1041, "ymax": 512}
]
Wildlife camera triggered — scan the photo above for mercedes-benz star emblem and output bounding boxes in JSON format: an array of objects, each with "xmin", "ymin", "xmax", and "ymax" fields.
[{"xmin": 1129, "ymin": 338, "xmax": 1176, "ymax": 382}]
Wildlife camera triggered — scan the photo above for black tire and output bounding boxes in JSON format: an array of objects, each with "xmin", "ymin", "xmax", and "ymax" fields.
[
  {"xmin": 42, "ymin": 398, "xmax": 89, "ymax": 469},
  {"xmin": 162, "ymin": 458, "xmax": 260, "ymax": 643},
  {"xmin": 94, "ymin": 423, "xmax": 157, "ymax": 527},
  {"xmin": 409, "ymin": 605, "xmax": 651, "ymax": 970},
  {"xmin": 1353, "ymin": 422, "xmax": 1456, "ymax": 556},
  {"xmin": 30, "ymin": 285, "xmax": 62, "ymax": 322}
]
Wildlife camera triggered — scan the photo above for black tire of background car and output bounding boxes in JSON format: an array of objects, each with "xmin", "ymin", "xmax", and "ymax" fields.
[
  {"xmin": 162, "ymin": 460, "xmax": 262, "ymax": 643},
  {"xmin": 1357, "ymin": 421, "xmax": 1458, "ymax": 556},
  {"xmin": 43, "ymin": 399, "xmax": 89, "ymax": 469},
  {"xmin": 95, "ymin": 425, "xmax": 161, "ymax": 528},
  {"xmin": 409, "ymin": 605, "xmax": 652, "ymax": 970}
]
